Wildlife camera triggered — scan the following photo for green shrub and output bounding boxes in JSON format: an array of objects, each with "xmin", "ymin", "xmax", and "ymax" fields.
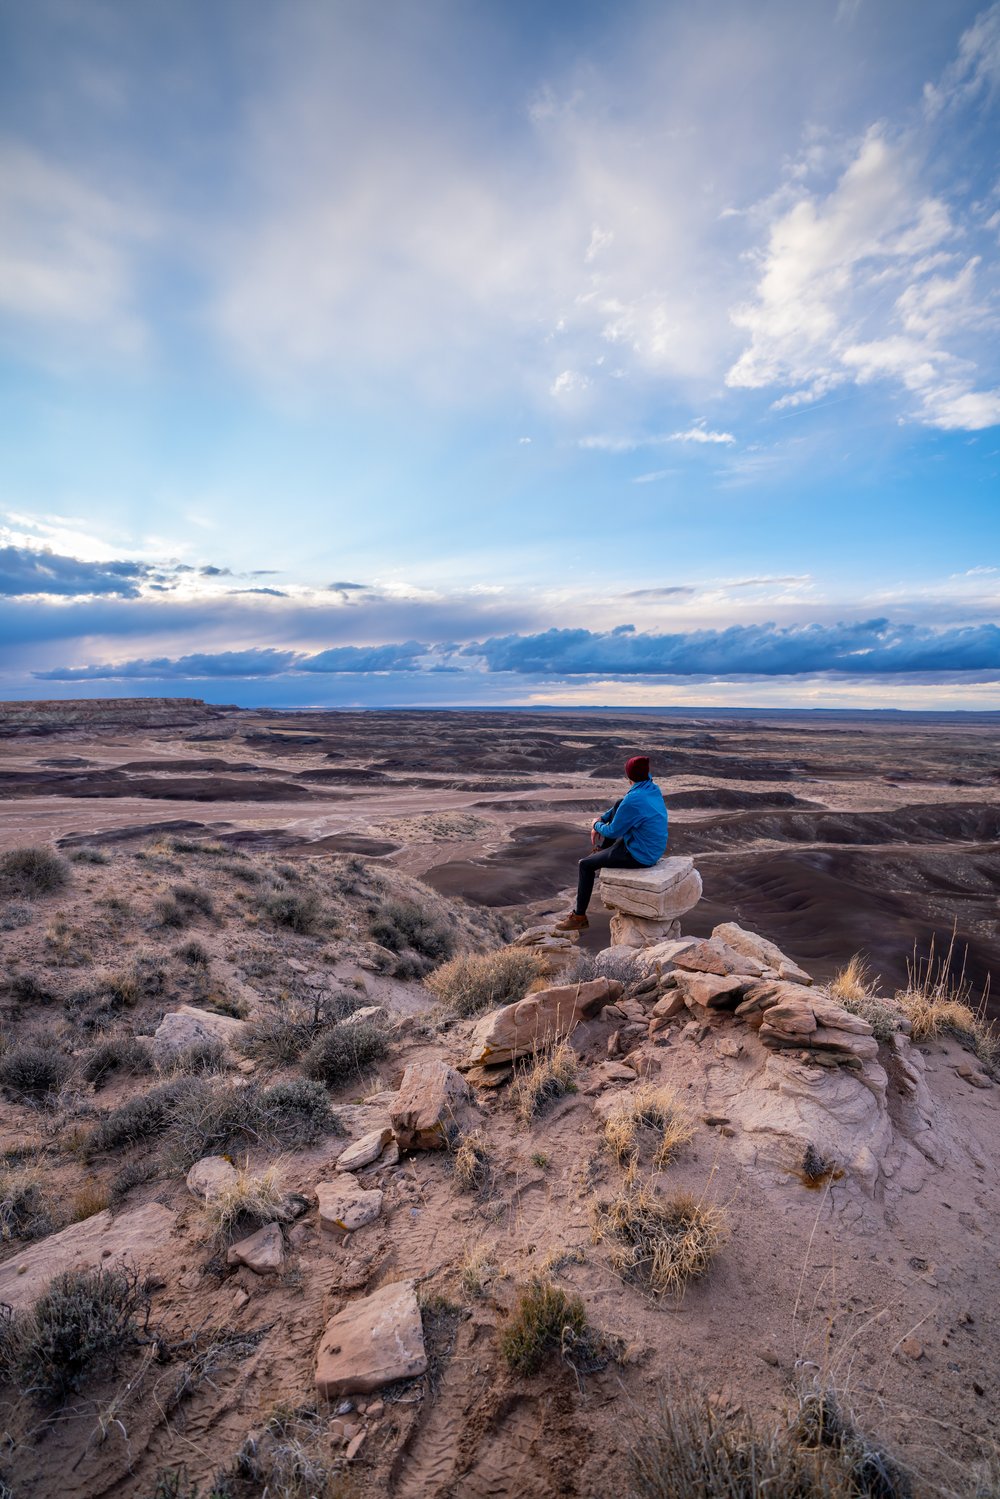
[
  {"xmin": 371, "ymin": 898, "xmax": 454, "ymax": 968},
  {"xmin": 303, "ymin": 1020, "xmax": 389, "ymax": 1086},
  {"xmin": 239, "ymin": 992, "xmax": 363, "ymax": 1065},
  {"xmin": 426, "ymin": 947, "xmax": 540, "ymax": 1017},
  {"xmin": 259, "ymin": 1079, "xmax": 338, "ymax": 1145},
  {"xmin": 83, "ymin": 1036, "xmax": 153, "ymax": 1089},
  {"xmin": 0, "ymin": 846, "xmax": 70, "ymax": 900},
  {"xmin": 0, "ymin": 1043, "xmax": 70, "ymax": 1101},
  {"xmin": 499, "ymin": 1279, "xmax": 590, "ymax": 1375},
  {"xmin": 88, "ymin": 1079, "xmax": 193, "ymax": 1153},
  {"xmin": 258, "ymin": 888, "xmax": 321, "ymax": 933},
  {"xmin": 3, "ymin": 1266, "xmax": 147, "ymax": 1402}
]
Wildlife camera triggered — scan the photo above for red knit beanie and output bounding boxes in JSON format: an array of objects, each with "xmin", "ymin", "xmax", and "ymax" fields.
[{"xmin": 625, "ymin": 755, "xmax": 650, "ymax": 781}]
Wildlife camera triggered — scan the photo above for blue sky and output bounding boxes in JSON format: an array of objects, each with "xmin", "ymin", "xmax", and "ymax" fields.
[{"xmin": 1, "ymin": 0, "xmax": 998, "ymax": 709}]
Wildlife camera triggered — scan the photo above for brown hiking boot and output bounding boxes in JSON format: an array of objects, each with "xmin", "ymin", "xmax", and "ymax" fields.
[{"xmin": 554, "ymin": 912, "xmax": 588, "ymax": 931}]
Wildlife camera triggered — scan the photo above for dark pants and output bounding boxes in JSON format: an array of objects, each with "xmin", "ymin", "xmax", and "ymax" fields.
[{"xmin": 576, "ymin": 822, "xmax": 640, "ymax": 914}]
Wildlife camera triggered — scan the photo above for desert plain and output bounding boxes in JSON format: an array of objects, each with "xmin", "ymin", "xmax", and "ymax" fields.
[{"xmin": 0, "ymin": 697, "xmax": 998, "ymax": 1499}]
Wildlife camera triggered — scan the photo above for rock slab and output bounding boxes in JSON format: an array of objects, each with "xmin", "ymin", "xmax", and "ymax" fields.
[
  {"xmin": 0, "ymin": 1202, "xmax": 176, "ymax": 1312},
  {"xmin": 317, "ymin": 1179, "xmax": 384, "ymax": 1237},
  {"xmin": 337, "ymin": 1127, "xmax": 395, "ymax": 1172},
  {"xmin": 315, "ymin": 1279, "xmax": 427, "ymax": 1396},
  {"xmin": 465, "ymin": 977, "xmax": 622, "ymax": 1066},
  {"xmin": 391, "ymin": 1061, "xmax": 474, "ymax": 1150},
  {"xmin": 152, "ymin": 1004, "xmax": 248, "ymax": 1064},
  {"xmin": 227, "ymin": 1221, "xmax": 285, "ymax": 1274},
  {"xmin": 599, "ymin": 857, "xmax": 702, "ymax": 920}
]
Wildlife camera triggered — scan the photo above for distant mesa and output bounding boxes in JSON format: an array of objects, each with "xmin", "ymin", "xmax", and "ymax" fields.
[{"xmin": 0, "ymin": 697, "xmax": 237, "ymax": 735}]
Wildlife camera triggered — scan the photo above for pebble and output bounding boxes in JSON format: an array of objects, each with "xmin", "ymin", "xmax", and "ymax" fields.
[{"xmin": 900, "ymin": 1338, "xmax": 924, "ymax": 1361}]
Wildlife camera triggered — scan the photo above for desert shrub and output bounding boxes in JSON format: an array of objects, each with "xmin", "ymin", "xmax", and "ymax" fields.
[
  {"xmin": 153, "ymin": 896, "xmax": 189, "ymax": 928},
  {"xmin": 0, "ymin": 901, "xmax": 33, "ymax": 930},
  {"xmin": 165, "ymin": 1079, "xmax": 266, "ymax": 1165},
  {"xmin": 3, "ymin": 1265, "xmax": 147, "ymax": 1402},
  {"xmin": 895, "ymin": 931, "xmax": 997, "ymax": 1065},
  {"xmin": 239, "ymin": 992, "xmax": 363, "ymax": 1065},
  {"xmin": 577, "ymin": 948, "xmax": 649, "ymax": 996},
  {"xmin": 169, "ymin": 1038, "xmax": 230, "ymax": 1075},
  {"xmin": 604, "ymin": 1085, "xmax": 694, "ymax": 1171},
  {"xmin": 0, "ymin": 846, "xmax": 70, "ymax": 900},
  {"xmin": 202, "ymin": 1165, "xmax": 284, "ymax": 1240},
  {"xmin": 371, "ymin": 897, "xmax": 454, "ymax": 970},
  {"xmin": 793, "ymin": 1389, "xmax": 912, "ymax": 1498},
  {"xmin": 0, "ymin": 1164, "xmax": 55, "ymax": 1241},
  {"xmin": 302, "ymin": 1019, "xmax": 389, "ymax": 1086},
  {"xmin": 172, "ymin": 883, "xmax": 215, "ymax": 917},
  {"xmin": 499, "ymin": 1279, "xmax": 590, "ymax": 1375},
  {"xmin": 830, "ymin": 957, "xmax": 903, "ymax": 1044},
  {"xmin": 452, "ymin": 1131, "xmax": 492, "ymax": 1194},
  {"xmin": 628, "ymin": 1387, "xmax": 911, "ymax": 1499},
  {"xmin": 88, "ymin": 1078, "xmax": 194, "ymax": 1153},
  {"xmin": 177, "ymin": 939, "xmax": 211, "ymax": 967},
  {"xmin": 0, "ymin": 1042, "xmax": 70, "ymax": 1101},
  {"xmin": 228, "ymin": 1406, "xmax": 339, "ymax": 1499},
  {"xmin": 7, "ymin": 972, "xmax": 56, "ymax": 1004},
  {"xmin": 110, "ymin": 1156, "xmax": 158, "ymax": 1205},
  {"xmin": 68, "ymin": 846, "xmax": 110, "ymax": 865},
  {"xmin": 260, "ymin": 1078, "xmax": 338, "ymax": 1145},
  {"xmin": 594, "ymin": 1184, "xmax": 727, "ymax": 1297},
  {"xmin": 426, "ymin": 947, "xmax": 540, "ymax": 1018},
  {"xmin": 83, "ymin": 1035, "xmax": 153, "ymax": 1088},
  {"xmin": 257, "ymin": 887, "xmax": 321, "ymax": 933},
  {"xmin": 830, "ymin": 954, "xmax": 875, "ymax": 1005},
  {"xmin": 510, "ymin": 1043, "xmax": 577, "ymax": 1125}
]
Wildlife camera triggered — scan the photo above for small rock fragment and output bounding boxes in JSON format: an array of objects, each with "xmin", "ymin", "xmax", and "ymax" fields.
[
  {"xmin": 227, "ymin": 1222, "xmax": 284, "ymax": 1275},
  {"xmin": 337, "ymin": 1127, "xmax": 395, "ymax": 1172}
]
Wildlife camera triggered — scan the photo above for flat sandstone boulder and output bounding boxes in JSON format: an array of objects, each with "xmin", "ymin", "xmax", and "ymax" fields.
[
  {"xmin": 316, "ymin": 1279, "xmax": 427, "ymax": 1396},
  {"xmin": 317, "ymin": 1178, "xmax": 384, "ymax": 1237},
  {"xmin": 337, "ymin": 1127, "xmax": 395, "ymax": 1171},
  {"xmin": 599, "ymin": 856, "xmax": 702, "ymax": 921},
  {"xmin": 227, "ymin": 1221, "xmax": 285, "ymax": 1274},
  {"xmin": 391, "ymin": 1060, "xmax": 475, "ymax": 1149},
  {"xmin": 186, "ymin": 1155, "xmax": 238, "ymax": 1201},
  {"xmin": 466, "ymin": 976, "xmax": 623, "ymax": 1066},
  {"xmin": 152, "ymin": 1004, "xmax": 248, "ymax": 1064},
  {"xmin": 0, "ymin": 1202, "xmax": 176, "ymax": 1312}
]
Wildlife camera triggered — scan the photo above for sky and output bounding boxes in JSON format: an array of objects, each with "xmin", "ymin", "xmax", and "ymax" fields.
[{"xmin": 1, "ymin": 0, "xmax": 998, "ymax": 711}]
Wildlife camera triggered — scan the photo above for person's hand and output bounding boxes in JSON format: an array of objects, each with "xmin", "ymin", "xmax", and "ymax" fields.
[{"xmin": 591, "ymin": 827, "xmax": 600, "ymax": 850}]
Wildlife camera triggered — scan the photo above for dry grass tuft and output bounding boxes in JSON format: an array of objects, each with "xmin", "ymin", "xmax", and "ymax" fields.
[
  {"xmin": 202, "ymin": 1164, "xmax": 285, "ymax": 1240},
  {"xmin": 425, "ymin": 946, "xmax": 541, "ymax": 1018},
  {"xmin": 509, "ymin": 1042, "xmax": 577, "ymax": 1125},
  {"xmin": 604, "ymin": 1084, "xmax": 695, "ymax": 1171},
  {"xmin": 71, "ymin": 1180, "xmax": 111, "ymax": 1222},
  {"xmin": 896, "ymin": 930, "xmax": 995, "ymax": 1065},
  {"xmin": 629, "ymin": 1386, "xmax": 911, "ymax": 1499},
  {"xmin": 459, "ymin": 1241, "xmax": 505, "ymax": 1299},
  {"xmin": 594, "ymin": 1182, "xmax": 727, "ymax": 1297},
  {"xmin": 829, "ymin": 954, "xmax": 876, "ymax": 1005},
  {"xmin": 452, "ymin": 1131, "xmax": 492, "ymax": 1194}
]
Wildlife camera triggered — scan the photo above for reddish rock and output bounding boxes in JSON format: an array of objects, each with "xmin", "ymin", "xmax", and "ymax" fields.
[
  {"xmin": 315, "ymin": 1280, "xmax": 427, "ymax": 1396},
  {"xmin": 390, "ymin": 1060, "xmax": 475, "ymax": 1150}
]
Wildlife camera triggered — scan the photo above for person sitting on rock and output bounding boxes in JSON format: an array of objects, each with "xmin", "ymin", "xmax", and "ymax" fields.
[{"xmin": 555, "ymin": 755, "xmax": 668, "ymax": 931}]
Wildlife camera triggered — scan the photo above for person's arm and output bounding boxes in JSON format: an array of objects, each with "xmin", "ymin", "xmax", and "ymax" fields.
[{"xmin": 594, "ymin": 795, "xmax": 639, "ymax": 842}]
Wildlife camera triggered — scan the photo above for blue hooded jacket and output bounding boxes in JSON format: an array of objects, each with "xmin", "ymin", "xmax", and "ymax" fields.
[{"xmin": 594, "ymin": 777, "xmax": 668, "ymax": 866}]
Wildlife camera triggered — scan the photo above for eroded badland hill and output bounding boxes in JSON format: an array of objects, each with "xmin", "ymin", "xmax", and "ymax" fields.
[{"xmin": 0, "ymin": 703, "xmax": 998, "ymax": 1499}]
